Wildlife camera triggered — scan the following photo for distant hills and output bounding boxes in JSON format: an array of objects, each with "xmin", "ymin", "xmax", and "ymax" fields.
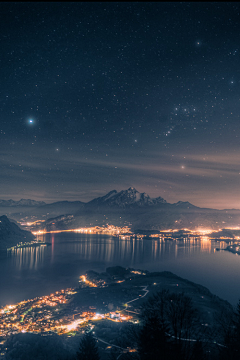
[
  {"xmin": 0, "ymin": 215, "xmax": 34, "ymax": 249},
  {"xmin": 0, "ymin": 199, "xmax": 46, "ymax": 207},
  {"xmin": 1, "ymin": 187, "xmax": 240, "ymax": 231}
]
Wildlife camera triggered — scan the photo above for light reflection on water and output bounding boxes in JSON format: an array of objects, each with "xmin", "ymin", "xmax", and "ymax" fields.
[
  {"xmin": 1, "ymin": 233, "xmax": 239, "ymax": 306},
  {"xmin": 9, "ymin": 246, "xmax": 46, "ymax": 270}
]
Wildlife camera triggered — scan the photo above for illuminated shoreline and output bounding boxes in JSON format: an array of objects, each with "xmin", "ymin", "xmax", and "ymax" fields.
[
  {"xmin": 30, "ymin": 225, "xmax": 240, "ymax": 242},
  {"xmin": 0, "ymin": 269, "xmax": 141, "ymax": 341}
]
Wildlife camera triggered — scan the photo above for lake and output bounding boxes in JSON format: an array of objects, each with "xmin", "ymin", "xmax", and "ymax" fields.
[{"xmin": 1, "ymin": 233, "xmax": 240, "ymax": 306}]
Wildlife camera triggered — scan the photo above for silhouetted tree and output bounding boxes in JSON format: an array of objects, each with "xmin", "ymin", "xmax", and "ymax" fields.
[
  {"xmin": 138, "ymin": 289, "xmax": 205, "ymax": 360},
  {"xmin": 191, "ymin": 339, "xmax": 207, "ymax": 360},
  {"xmin": 108, "ymin": 347, "xmax": 120, "ymax": 360},
  {"xmin": 107, "ymin": 324, "xmax": 139, "ymax": 360},
  {"xmin": 219, "ymin": 299, "xmax": 240, "ymax": 360},
  {"xmin": 138, "ymin": 314, "xmax": 171, "ymax": 360},
  {"xmin": 76, "ymin": 332, "xmax": 100, "ymax": 360},
  {"xmin": 233, "ymin": 299, "xmax": 240, "ymax": 346}
]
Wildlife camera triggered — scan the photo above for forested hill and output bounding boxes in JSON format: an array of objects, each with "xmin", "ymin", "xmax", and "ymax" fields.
[{"xmin": 0, "ymin": 215, "xmax": 34, "ymax": 249}]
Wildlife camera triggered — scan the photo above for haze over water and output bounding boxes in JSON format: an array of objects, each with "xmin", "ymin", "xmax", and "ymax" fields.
[{"xmin": 1, "ymin": 233, "xmax": 240, "ymax": 306}]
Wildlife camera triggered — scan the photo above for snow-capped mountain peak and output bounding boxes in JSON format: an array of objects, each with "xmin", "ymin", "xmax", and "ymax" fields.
[{"xmin": 87, "ymin": 188, "xmax": 166, "ymax": 208}]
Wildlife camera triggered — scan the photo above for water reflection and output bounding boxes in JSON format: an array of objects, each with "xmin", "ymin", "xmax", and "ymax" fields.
[
  {"xmin": 8, "ymin": 245, "xmax": 47, "ymax": 270},
  {"xmin": 51, "ymin": 234, "xmax": 55, "ymax": 263},
  {"xmin": 7, "ymin": 235, "xmax": 220, "ymax": 271},
  {"xmin": 1, "ymin": 234, "xmax": 240, "ymax": 305}
]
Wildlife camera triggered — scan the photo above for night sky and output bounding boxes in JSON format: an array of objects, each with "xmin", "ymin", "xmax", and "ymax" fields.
[{"xmin": 1, "ymin": 2, "xmax": 240, "ymax": 209}]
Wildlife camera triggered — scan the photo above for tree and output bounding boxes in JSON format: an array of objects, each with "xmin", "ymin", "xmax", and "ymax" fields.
[
  {"xmin": 191, "ymin": 340, "xmax": 207, "ymax": 360},
  {"xmin": 138, "ymin": 290, "xmax": 205, "ymax": 360},
  {"xmin": 138, "ymin": 314, "xmax": 171, "ymax": 360},
  {"xmin": 76, "ymin": 332, "xmax": 100, "ymax": 360},
  {"xmin": 233, "ymin": 299, "xmax": 240, "ymax": 346},
  {"xmin": 166, "ymin": 292, "xmax": 199, "ymax": 358},
  {"xmin": 219, "ymin": 299, "xmax": 240, "ymax": 360}
]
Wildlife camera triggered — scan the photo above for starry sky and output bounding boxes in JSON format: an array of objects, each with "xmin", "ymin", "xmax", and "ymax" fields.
[{"xmin": 1, "ymin": 2, "xmax": 240, "ymax": 209}]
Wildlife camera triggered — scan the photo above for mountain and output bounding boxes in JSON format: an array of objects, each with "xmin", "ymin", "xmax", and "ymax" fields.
[
  {"xmin": 174, "ymin": 201, "xmax": 197, "ymax": 208},
  {"xmin": 43, "ymin": 188, "xmax": 240, "ymax": 231},
  {"xmin": 0, "ymin": 199, "xmax": 46, "ymax": 207},
  {"xmin": 86, "ymin": 187, "xmax": 166, "ymax": 208},
  {"xmin": 0, "ymin": 200, "xmax": 85, "ymax": 222},
  {"xmin": 0, "ymin": 215, "xmax": 35, "ymax": 249},
  {"xmin": 30, "ymin": 201, "xmax": 85, "ymax": 217},
  {"xmin": 2, "ymin": 188, "xmax": 240, "ymax": 231}
]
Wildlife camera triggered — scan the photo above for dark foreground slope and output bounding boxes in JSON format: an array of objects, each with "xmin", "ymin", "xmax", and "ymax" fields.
[
  {"xmin": 0, "ymin": 215, "xmax": 34, "ymax": 249},
  {"xmin": 2, "ymin": 267, "xmax": 234, "ymax": 360}
]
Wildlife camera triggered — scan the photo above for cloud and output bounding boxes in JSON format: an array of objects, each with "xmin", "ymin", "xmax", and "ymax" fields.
[{"xmin": 1, "ymin": 146, "xmax": 240, "ymax": 208}]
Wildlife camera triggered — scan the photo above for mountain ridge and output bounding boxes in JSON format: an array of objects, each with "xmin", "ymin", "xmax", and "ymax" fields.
[
  {"xmin": 0, "ymin": 189, "xmax": 203, "ymax": 210},
  {"xmin": 0, "ymin": 215, "xmax": 35, "ymax": 249},
  {"xmin": 86, "ymin": 187, "xmax": 167, "ymax": 208},
  {"xmin": 1, "ymin": 188, "xmax": 240, "ymax": 231},
  {"xmin": 0, "ymin": 199, "xmax": 46, "ymax": 207}
]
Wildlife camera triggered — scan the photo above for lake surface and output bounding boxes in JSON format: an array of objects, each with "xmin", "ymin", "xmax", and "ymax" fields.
[{"xmin": 1, "ymin": 233, "xmax": 240, "ymax": 306}]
